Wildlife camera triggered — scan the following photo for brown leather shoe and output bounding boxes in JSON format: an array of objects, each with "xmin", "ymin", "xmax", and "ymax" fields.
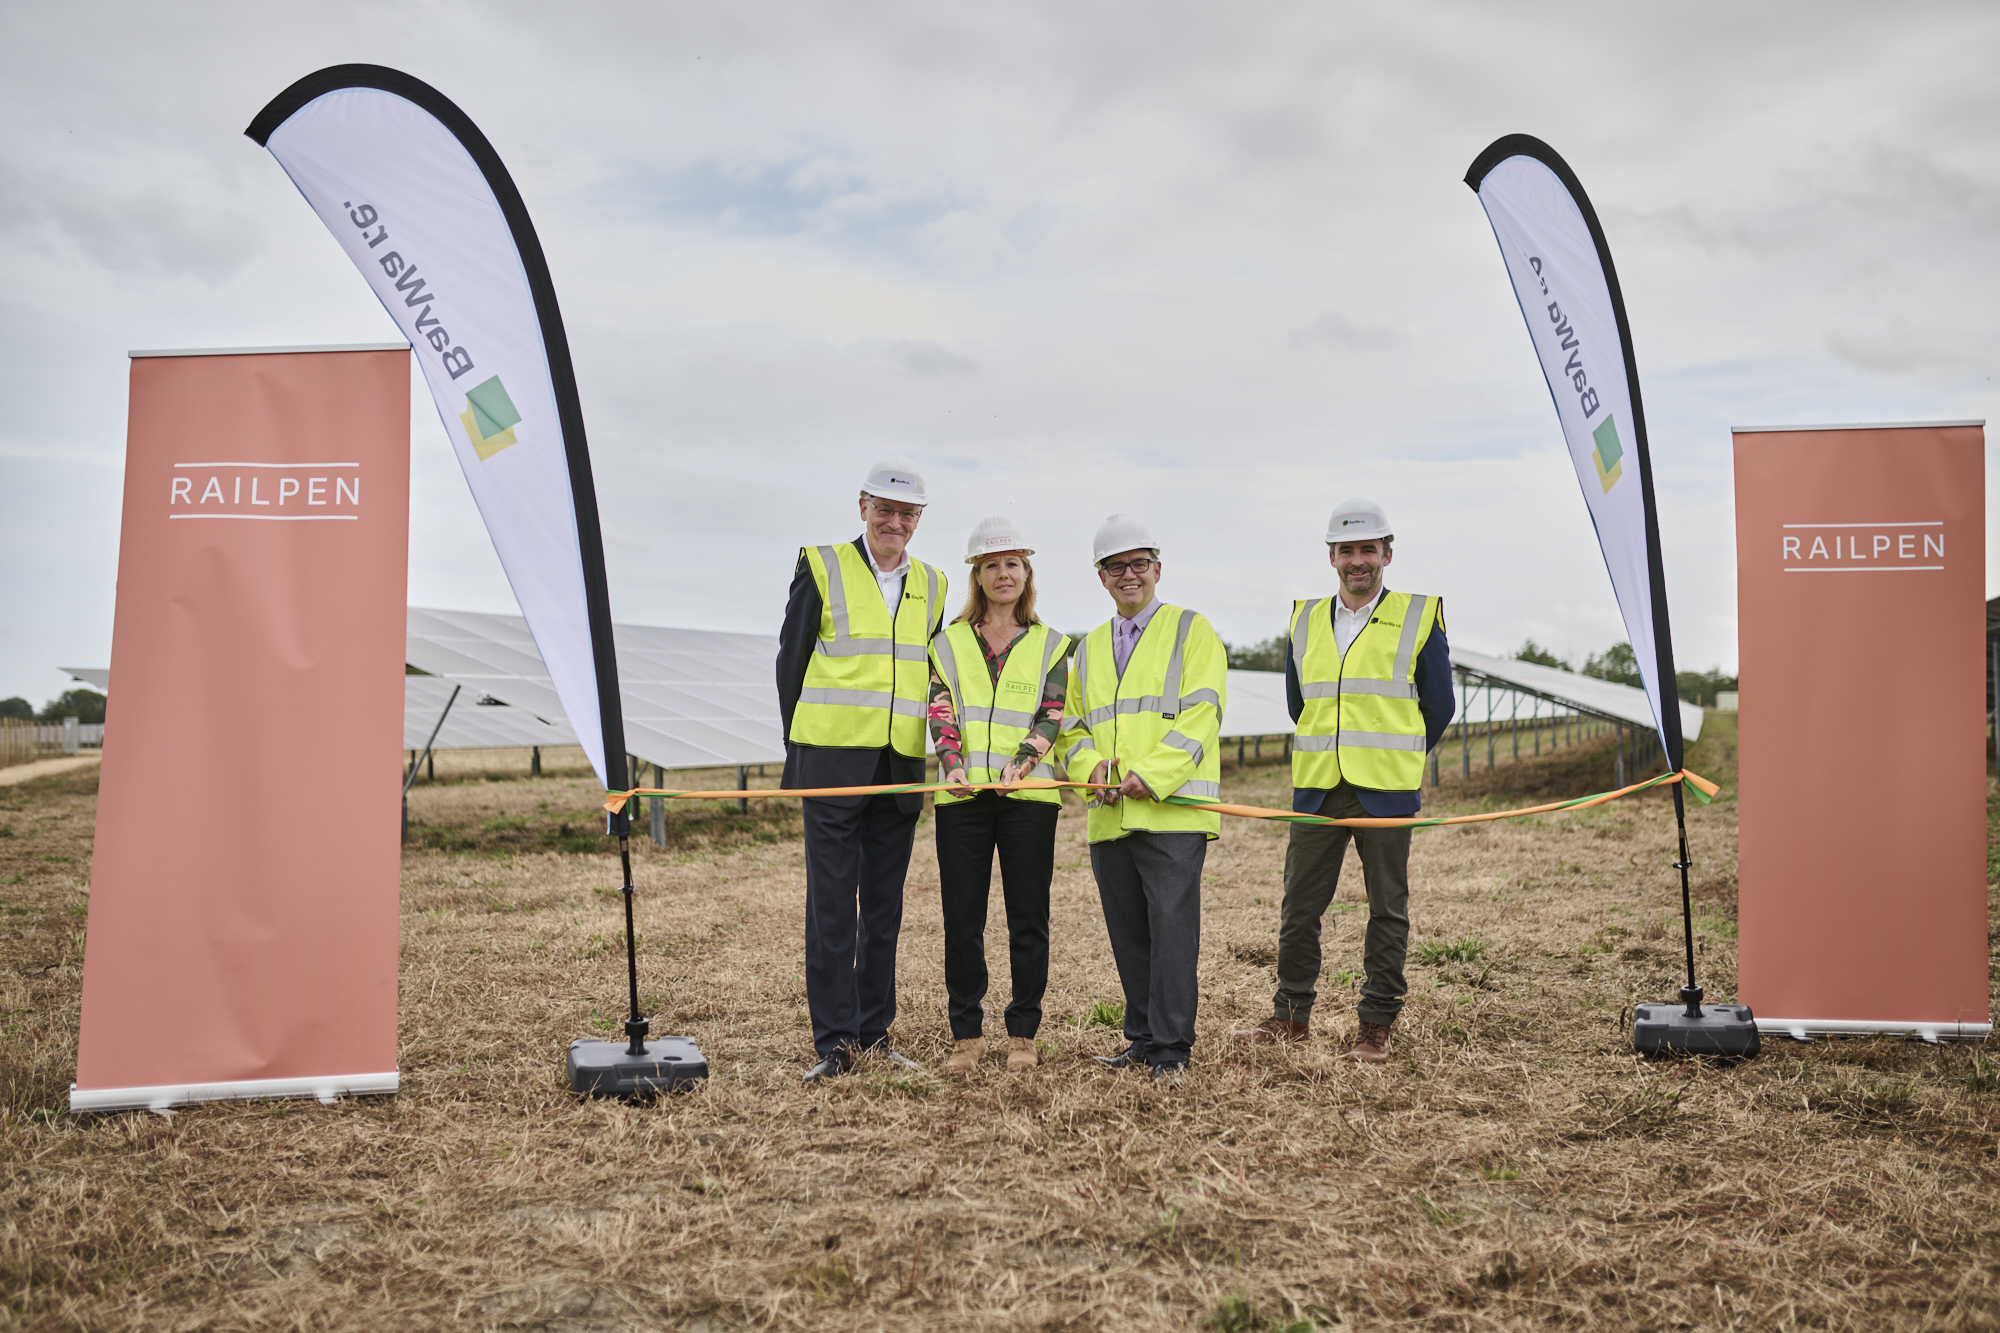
[
  {"xmin": 943, "ymin": 1039, "xmax": 982, "ymax": 1075},
  {"xmin": 1007, "ymin": 1036, "xmax": 1039, "ymax": 1070},
  {"xmin": 1347, "ymin": 1021, "xmax": 1392, "ymax": 1064},
  {"xmin": 1228, "ymin": 1016, "xmax": 1309, "ymax": 1044}
]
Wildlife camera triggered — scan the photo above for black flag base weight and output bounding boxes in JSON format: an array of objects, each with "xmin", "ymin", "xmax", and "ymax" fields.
[
  {"xmin": 568, "ymin": 828, "xmax": 709, "ymax": 1098},
  {"xmin": 566, "ymin": 1031, "xmax": 709, "ymax": 1096},
  {"xmin": 1634, "ymin": 985, "xmax": 1761, "ymax": 1058},
  {"xmin": 1634, "ymin": 789, "xmax": 1760, "ymax": 1059}
]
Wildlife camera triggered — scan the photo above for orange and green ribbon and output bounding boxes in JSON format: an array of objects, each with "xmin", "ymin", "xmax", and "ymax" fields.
[{"xmin": 604, "ymin": 769, "xmax": 1718, "ymax": 827}]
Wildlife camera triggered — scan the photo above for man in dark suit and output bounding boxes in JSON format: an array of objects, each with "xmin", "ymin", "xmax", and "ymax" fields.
[{"xmin": 776, "ymin": 458, "xmax": 949, "ymax": 1082}]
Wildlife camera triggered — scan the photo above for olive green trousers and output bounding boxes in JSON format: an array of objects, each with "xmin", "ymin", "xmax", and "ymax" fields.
[{"xmin": 1271, "ymin": 783, "xmax": 1410, "ymax": 1028}]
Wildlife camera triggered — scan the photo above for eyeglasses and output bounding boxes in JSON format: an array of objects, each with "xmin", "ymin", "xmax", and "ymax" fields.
[
  {"xmin": 1099, "ymin": 557, "xmax": 1156, "ymax": 576},
  {"xmin": 867, "ymin": 501, "xmax": 924, "ymax": 523}
]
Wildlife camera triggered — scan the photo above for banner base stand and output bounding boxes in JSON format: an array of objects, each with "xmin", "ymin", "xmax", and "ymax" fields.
[
  {"xmin": 1634, "ymin": 1001, "xmax": 1761, "ymax": 1057},
  {"xmin": 567, "ymin": 1036, "xmax": 707, "ymax": 1097},
  {"xmin": 69, "ymin": 1070, "xmax": 399, "ymax": 1114},
  {"xmin": 1755, "ymin": 1018, "xmax": 1993, "ymax": 1044}
]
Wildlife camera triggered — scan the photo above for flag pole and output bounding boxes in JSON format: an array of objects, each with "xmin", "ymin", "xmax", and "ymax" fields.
[
  {"xmin": 1671, "ymin": 783, "xmax": 1700, "ymax": 1014},
  {"xmin": 618, "ymin": 832, "xmax": 647, "ymax": 1055}
]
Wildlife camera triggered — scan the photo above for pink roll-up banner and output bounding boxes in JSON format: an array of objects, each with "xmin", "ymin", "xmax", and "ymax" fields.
[
  {"xmin": 72, "ymin": 344, "xmax": 411, "ymax": 1112},
  {"xmin": 1734, "ymin": 420, "xmax": 1991, "ymax": 1041}
]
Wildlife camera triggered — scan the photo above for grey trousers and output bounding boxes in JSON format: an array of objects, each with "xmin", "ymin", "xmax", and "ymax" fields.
[
  {"xmin": 1090, "ymin": 830, "xmax": 1206, "ymax": 1067},
  {"xmin": 1273, "ymin": 784, "xmax": 1410, "ymax": 1028}
]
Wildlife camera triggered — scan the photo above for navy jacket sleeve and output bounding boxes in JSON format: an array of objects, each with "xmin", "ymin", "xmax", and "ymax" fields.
[
  {"xmin": 1284, "ymin": 636, "xmax": 1303, "ymax": 724},
  {"xmin": 775, "ymin": 548, "xmax": 819, "ymax": 738},
  {"xmin": 1415, "ymin": 609, "xmax": 1455, "ymax": 751}
]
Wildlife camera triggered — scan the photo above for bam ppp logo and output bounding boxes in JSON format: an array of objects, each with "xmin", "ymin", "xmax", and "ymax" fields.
[
  {"xmin": 460, "ymin": 376, "xmax": 521, "ymax": 461},
  {"xmin": 1590, "ymin": 415, "xmax": 1623, "ymax": 493}
]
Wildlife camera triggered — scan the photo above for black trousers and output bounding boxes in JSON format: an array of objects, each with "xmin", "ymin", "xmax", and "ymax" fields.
[
  {"xmin": 802, "ymin": 788, "xmax": 919, "ymax": 1059},
  {"xmin": 1089, "ymin": 829, "xmax": 1207, "ymax": 1068},
  {"xmin": 934, "ymin": 793, "xmax": 1058, "ymax": 1040}
]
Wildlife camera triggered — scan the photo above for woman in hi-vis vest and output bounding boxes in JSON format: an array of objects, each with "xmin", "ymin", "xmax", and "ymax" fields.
[{"xmin": 926, "ymin": 516, "xmax": 1074, "ymax": 1076}]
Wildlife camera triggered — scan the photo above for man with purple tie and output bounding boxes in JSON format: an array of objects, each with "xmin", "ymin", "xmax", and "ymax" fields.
[{"xmin": 1058, "ymin": 514, "xmax": 1226, "ymax": 1085}]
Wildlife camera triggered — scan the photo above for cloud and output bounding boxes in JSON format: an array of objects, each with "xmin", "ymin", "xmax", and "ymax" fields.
[
  {"xmin": 3, "ymin": 0, "xmax": 1999, "ymax": 701},
  {"xmin": 885, "ymin": 340, "xmax": 977, "ymax": 377},
  {"xmin": 0, "ymin": 157, "xmax": 266, "ymax": 284},
  {"xmin": 1288, "ymin": 310, "xmax": 1402, "ymax": 350},
  {"xmin": 1826, "ymin": 323, "xmax": 1983, "ymax": 377}
]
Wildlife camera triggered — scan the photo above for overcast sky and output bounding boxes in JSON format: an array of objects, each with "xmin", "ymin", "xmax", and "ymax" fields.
[{"xmin": 4, "ymin": 2, "xmax": 1996, "ymax": 708}]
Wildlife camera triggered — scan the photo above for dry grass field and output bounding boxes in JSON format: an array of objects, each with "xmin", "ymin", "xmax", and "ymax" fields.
[{"xmin": 4, "ymin": 713, "xmax": 1998, "ymax": 1331}]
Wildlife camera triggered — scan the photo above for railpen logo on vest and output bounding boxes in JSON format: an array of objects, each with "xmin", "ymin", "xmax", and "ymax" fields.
[{"xmin": 460, "ymin": 375, "xmax": 523, "ymax": 461}]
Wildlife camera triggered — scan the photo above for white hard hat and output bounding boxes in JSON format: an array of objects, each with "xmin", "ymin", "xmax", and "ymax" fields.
[
  {"xmin": 1325, "ymin": 497, "xmax": 1392, "ymax": 543},
  {"xmin": 1092, "ymin": 513, "xmax": 1159, "ymax": 564},
  {"xmin": 860, "ymin": 456, "xmax": 928, "ymax": 507},
  {"xmin": 965, "ymin": 515, "xmax": 1033, "ymax": 563}
]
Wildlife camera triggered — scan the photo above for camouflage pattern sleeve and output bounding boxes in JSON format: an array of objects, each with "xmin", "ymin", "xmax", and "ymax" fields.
[{"xmin": 927, "ymin": 664, "xmax": 966, "ymax": 774}]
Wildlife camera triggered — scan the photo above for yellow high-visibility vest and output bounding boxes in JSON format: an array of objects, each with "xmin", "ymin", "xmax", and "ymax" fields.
[
  {"xmin": 1290, "ymin": 589, "xmax": 1439, "ymax": 792},
  {"xmin": 788, "ymin": 542, "xmax": 946, "ymax": 757},
  {"xmin": 929, "ymin": 621, "xmax": 1070, "ymax": 806},
  {"xmin": 1058, "ymin": 602, "xmax": 1226, "ymax": 843}
]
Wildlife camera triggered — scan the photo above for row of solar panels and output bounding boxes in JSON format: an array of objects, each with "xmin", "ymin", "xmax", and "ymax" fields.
[{"xmin": 65, "ymin": 607, "xmax": 1693, "ymax": 775}]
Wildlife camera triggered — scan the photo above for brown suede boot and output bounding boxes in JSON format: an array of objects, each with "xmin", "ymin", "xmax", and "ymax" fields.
[
  {"xmin": 1007, "ymin": 1036, "xmax": 1039, "ymax": 1070},
  {"xmin": 1347, "ymin": 1021, "xmax": 1393, "ymax": 1064},
  {"xmin": 943, "ymin": 1039, "xmax": 982, "ymax": 1075},
  {"xmin": 1228, "ymin": 1016, "xmax": 1309, "ymax": 1044}
]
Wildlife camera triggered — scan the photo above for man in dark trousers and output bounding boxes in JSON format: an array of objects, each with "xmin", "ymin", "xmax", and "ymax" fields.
[
  {"xmin": 1229, "ymin": 498, "xmax": 1454, "ymax": 1064},
  {"xmin": 776, "ymin": 458, "xmax": 949, "ymax": 1082}
]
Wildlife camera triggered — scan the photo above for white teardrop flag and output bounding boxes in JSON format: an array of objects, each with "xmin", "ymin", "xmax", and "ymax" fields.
[
  {"xmin": 1465, "ymin": 135, "xmax": 1685, "ymax": 767},
  {"xmin": 248, "ymin": 65, "xmax": 629, "ymax": 796}
]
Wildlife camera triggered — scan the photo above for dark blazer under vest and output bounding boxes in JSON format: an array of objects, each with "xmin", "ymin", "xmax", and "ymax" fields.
[{"xmin": 776, "ymin": 535, "xmax": 932, "ymax": 812}]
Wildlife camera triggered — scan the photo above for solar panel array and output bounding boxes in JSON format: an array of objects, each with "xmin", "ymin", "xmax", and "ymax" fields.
[
  {"xmin": 1452, "ymin": 648, "xmax": 1703, "ymax": 741},
  {"xmin": 70, "ymin": 664, "xmax": 579, "ymax": 754},
  {"xmin": 403, "ymin": 674, "xmax": 575, "ymax": 751},
  {"xmin": 75, "ymin": 623, "xmax": 1702, "ymax": 772},
  {"xmin": 1219, "ymin": 670, "xmax": 1295, "ymax": 738},
  {"xmin": 406, "ymin": 608, "xmax": 785, "ymax": 771}
]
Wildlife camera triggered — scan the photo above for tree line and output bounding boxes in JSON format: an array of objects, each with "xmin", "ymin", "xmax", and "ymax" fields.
[
  {"xmin": 1511, "ymin": 639, "xmax": 1738, "ymax": 709},
  {"xmin": 1223, "ymin": 635, "xmax": 1737, "ymax": 707},
  {"xmin": 0, "ymin": 689, "xmax": 107, "ymax": 725}
]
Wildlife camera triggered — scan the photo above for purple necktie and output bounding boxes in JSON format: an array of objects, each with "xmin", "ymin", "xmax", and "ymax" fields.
[{"xmin": 1114, "ymin": 616, "xmax": 1138, "ymax": 674}]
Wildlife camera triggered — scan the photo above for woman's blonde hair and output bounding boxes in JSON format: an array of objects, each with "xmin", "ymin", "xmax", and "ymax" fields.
[{"xmin": 954, "ymin": 552, "xmax": 1040, "ymax": 627}]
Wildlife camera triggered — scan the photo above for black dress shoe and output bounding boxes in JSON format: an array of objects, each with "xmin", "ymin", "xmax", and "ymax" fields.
[
  {"xmin": 858, "ymin": 1043, "xmax": 922, "ymax": 1072},
  {"xmin": 803, "ymin": 1051, "xmax": 853, "ymax": 1084},
  {"xmin": 1092, "ymin": 1044, "xmax": 1147, "ymax": 1069},
  {"xmin": 1152, "ymin": 1062, "xmax": 1189, "ymax": 1086}
]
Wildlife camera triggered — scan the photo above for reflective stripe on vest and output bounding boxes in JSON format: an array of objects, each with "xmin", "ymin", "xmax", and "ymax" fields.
[
  {"xmin": 931, "ymin": 621, "xmax": 1068, "ymax": 805},
  {"xmin": 1290, "ymin": 590, "xmax": 1436, "ymax": 792},
  {"xmin": 789, "ymin": 543, "xmax": 945, "ymax": 756}
]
